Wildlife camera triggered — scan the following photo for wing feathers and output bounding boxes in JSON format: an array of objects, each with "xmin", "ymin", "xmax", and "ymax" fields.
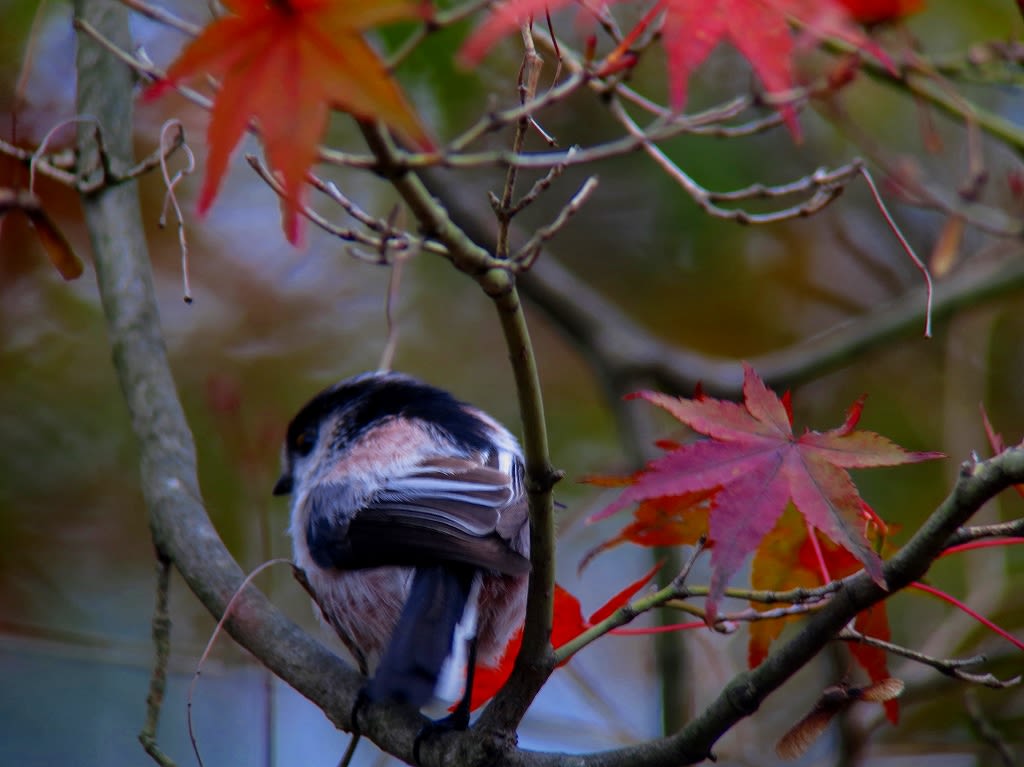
[{"xmin": 303, "ymin": 453, "xmax": 530, "ymax": 575}]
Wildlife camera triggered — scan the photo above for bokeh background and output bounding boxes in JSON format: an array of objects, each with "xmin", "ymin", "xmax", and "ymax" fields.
[{"xmin": 1, "ymin": 0, "xmax": 1022, "ymax": 765}]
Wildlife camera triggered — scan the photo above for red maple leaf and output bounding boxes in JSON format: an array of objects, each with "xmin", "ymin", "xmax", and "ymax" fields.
[
  {"xmin": 659, "ymin": 0, "xmax": 890, "ymax": 137},
  {"xmin": 582, "ymin": 490, "xmax": 714, "ymax": 567},
  {"xmin": 144, "ymin": 0, "xmax": 432, "ymax": 245},
  {"xmin": 838, "ymin": 0, "xmax": 925, "ymax": 24},
  {"xmin": 468, "ymin": 565, "xmax": 661, "ymax": 709},
  {"xmin": 458, "ymin": 0, "xmax": 613, "ymax": 65},
  {"xmin": 591, "ymin": 363, "xmax": 942, "ymax": 621},
  {"xmin": 461, "ymin": 0, "xmax": 890, "ymax": 139}
]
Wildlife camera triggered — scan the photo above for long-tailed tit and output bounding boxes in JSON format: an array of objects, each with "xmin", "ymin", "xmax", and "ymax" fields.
[{"xmin": 273, "ymin": 371, "xmax": 530, "ymax": 724}]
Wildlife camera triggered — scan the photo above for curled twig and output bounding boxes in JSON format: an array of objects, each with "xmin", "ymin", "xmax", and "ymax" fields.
[
  {"xmin": 156, "ymin": 119, "xmax": 196, "ymax": 303},
  {"xmin": 29, "ymin": 115, "xmax": 98, "ymax": 193}
]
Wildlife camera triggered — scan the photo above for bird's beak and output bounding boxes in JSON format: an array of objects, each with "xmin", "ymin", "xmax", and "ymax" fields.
[{"xmin": 272, "ymin": 474, "xmax": 293, "ymax": 496}]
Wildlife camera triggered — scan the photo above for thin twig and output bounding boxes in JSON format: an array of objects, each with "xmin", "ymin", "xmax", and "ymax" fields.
[
  {"xmin": 964, "ymin": 689, "xmax": 1017, "ymax": 767},
  {"xmin": 838, "ymin": 627, "xmax": 1020, "ymax": 688},
  {"xmin": 334, "ymin": 733, "xmax": 362, "ymax": 767},
  {"xmin": 138, "ymin": 554, "xmax": 177, "ymax": 767},
  {"xmin": 246, "ymin": 154, "xmax": 437, "ymax": 257},
  {"xmin": 120, "ymin": 0, "xmax": 202, "ymax": 36},
  {"xmin": 707, "ymin": 162, "xmax": 862, "ymax": 203},
  {"xmin": 313, "ymin": 178, "xmax": 390, "ymax": 233},
  {"xmin": 377, "ymin": 207, "xmax": 416, "ymax": 373},
  {"xmin": 670, "ymin": 535, "xmax": 707, "ymax": 590},
  {"xmin": 494, "ymin": 25, "xmax": 546, "ymax": 260},
  {"xmin": 187, "ymin": 559, "xmax": 292, "ymax": 767},
  {"xmin": 512, "ymin": 175, "xmax": 599, "ymax": 271},
  {"xmin": 608, "ymin": 96, "xmax": 851, "ymax": 224},
  {"xmin": 505, "ymin": 160, "xmax": 568, "ymax": 218},
  {"xmin": 689, "ymin": 111, "xmax": 787, "ymax": 138},
  {"xmin": 385, "ymin": 0, "xmax": 489, "ymax": 70},
  {"xmin": 156, "ymin": 120, "xmax": 195, "ymax": 303},
  {"xmin": 30, "ymin": 116, "xmax": 98, "ymax": 191},
  {"xmin": 73, "ymin": 15, "xmax": 214, "ymax": 117},
  {"xmin": 947, "ymin": 520, "xmax": 1024, "ymax": 547},
  {"xmin": 0, "ymin": 137, "xmax": 78, "ymax": 186}
]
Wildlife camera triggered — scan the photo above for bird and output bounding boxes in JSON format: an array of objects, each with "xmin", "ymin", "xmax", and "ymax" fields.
[{"xmin": 273, "ymin": 371, "xmax": 530, "ymax": 726}]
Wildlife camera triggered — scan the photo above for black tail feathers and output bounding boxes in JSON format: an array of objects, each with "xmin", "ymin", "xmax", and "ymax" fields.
[{"xmin": 365, "ymin": 565, "xmax": 476, "ymax": 709}]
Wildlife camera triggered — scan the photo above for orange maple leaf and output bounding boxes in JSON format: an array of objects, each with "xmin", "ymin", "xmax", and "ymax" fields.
[
  {"xmin": 749, "ymin": 504, "xmax": 900, "ymax": 723},
  {"xmin": 145, "ymin": 0, "xmax": 432, "ymax": 245},
  {"xmin": 579, "ymin": 467, "xmax": 715, "ymax": 572}
]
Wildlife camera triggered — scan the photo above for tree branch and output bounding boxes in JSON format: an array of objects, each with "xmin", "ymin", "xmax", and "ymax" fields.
[
  {"xmin": 356, "ymin": 122, "xmax": 561, "ymax": 739},
  {"xmin": 509, "ymin": 448, "xmax": 1024, "ymax": 767},
  {"xmin": 71, "ymin": 4, "xmax": 1024, "ymax": 766},
  {"xmin": 71, "ymin": 0, "xmax": 420, "ymax": 760}
]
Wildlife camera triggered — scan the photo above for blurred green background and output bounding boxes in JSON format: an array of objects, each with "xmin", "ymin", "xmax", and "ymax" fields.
[{"xmin": 1, "ymin": 0, "xmax": 1022, "ymax": 765}]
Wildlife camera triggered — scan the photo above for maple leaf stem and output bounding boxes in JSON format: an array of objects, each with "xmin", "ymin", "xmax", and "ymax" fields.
[
  {"xmin": 805, "ymin": 519, "xmax": 833, "ymax": 584},
  {"xmin": 910, "ymin": 581, "xmax": 1024, "ymax": 653},
  {"xmin": 554, "ymin": 584, "xmax": 832, "ymax": 668},
  {"xmin": 858, "ymin": 165, "xmax": 933, "ymax": 337}
]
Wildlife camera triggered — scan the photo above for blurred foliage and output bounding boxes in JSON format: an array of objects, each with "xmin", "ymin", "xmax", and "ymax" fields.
[{"xmin": 1, "ymin": 0, "xmax": 1022, "ymax": 764}]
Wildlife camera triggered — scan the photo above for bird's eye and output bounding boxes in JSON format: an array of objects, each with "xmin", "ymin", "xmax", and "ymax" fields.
[{"xmin": 293, "ymin": 426, "xmax": 318, "ymax": 457}]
